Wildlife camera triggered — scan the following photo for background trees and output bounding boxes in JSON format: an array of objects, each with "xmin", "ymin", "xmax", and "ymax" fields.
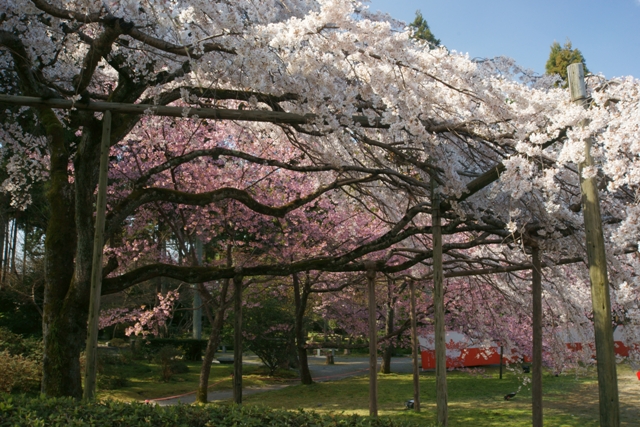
[{"xmin": 545, "ymin": 40, "xmax": 589, "ymax": 86}]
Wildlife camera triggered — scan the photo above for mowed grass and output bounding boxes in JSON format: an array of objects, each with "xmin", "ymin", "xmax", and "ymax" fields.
[{"xmin": 241, "ymin": 364, "xmax": 640, "ymax": 427}]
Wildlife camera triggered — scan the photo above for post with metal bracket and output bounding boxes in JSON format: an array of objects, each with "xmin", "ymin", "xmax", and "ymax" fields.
[{"xmin": 567, "ymin": 62, "xmax": 619, "ymax": 427}]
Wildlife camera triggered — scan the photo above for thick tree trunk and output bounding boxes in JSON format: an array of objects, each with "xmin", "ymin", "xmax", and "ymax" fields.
[
  {"xmin": 40, "ymin": 109, "xmax": 85, "ymax": 398},
  {"xmin": 292, "ymin": 273, "xmax": 313, "ymax": 384}
]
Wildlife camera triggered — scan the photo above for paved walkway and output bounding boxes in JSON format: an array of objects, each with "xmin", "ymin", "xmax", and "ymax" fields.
[{"xmin": 152, "ymin": 355, "xmax": 413, "ymax": 405}]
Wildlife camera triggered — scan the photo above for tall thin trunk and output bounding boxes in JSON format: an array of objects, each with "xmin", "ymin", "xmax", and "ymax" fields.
[
  {"xmin": 381, "ymin": 282, "xmax": 394, "ymax": 374},
  {"xmin": 293, "ymin": 273, "xmax": 313, "ymax": 384},
  {"xmin": 0, "ymin": 213, "xmax": 6, "ymax": 288},
  {"xmin": 196, "ymin": 278, "xmax": 230, "ymax": 403},
  {"xmin": 196, "ymin": 245, "xmax": 232, "ymax": 403},
  {"xmin": 10, "ymin": 217, "xmax": 18, "ymax": 274}
]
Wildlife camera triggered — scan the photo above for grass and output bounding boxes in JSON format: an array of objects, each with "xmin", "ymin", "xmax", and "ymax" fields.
[
  {"xmin": 97, "ymin": 353, "xmax": 639, "ymax": 427},
  {"xmin": 96, "ymin": 358, "xmax": 296, "ymax": 401},
  {"xmin": 241, "ymin": 364, "xmax": 639, "ymax": 427}
]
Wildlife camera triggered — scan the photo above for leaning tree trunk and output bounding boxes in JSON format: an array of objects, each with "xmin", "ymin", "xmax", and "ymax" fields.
[
  {"xmin": 292, "ymin": 273, "xmax": 313, "ymax": 384},
  {"xmin": 196, "ymin": 279, "xmax": 230, "ymax": 403}
]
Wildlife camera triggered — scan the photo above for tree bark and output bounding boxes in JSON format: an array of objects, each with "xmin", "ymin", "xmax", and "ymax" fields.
[
  {"xmin": 380, "ymin": 281, "xmax": 394, "ymax": 374},
  {"xmin": 196, "ymin": 279, "xmax": 230, "ymax": 403},
  {"xmin": 293, "ymin": 273, "xmax": 313, "ymax": 384},
  {"xmin": 41, "ymin": 106, "xmax": 84, "ymax": 398}
]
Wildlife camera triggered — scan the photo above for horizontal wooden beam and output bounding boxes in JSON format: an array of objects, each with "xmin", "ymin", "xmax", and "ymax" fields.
[{"xmin": 0, "ymin": 94, "xmax": 388, "ymax": 128}]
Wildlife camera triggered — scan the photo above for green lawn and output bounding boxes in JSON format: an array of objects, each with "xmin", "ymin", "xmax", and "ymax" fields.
[
  {"xmin": 98, "ymin": 356, "xmax": 639, "ymax": 427},
  {"xmin": 241, "ymin": 365, "xmax": 639, "ymax": 427}
]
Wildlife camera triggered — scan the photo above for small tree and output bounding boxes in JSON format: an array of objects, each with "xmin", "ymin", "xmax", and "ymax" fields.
[
  {"xmin": 409, "ymin": 10, "xmax": 440, "ymax": 47},
  {"xmin": 545, "ymin": 40, "xmax": 589, "ymax": 87},
  {"xmin": 243, "ymin": 297, "xmax": 296, "ymax": 376}
]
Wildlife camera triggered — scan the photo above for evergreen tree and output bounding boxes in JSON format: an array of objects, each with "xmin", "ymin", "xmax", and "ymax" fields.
[
  {"xmin": 409, "ymin": 10, "xmax": 440, "ymax": 47},
  {"xmin": 545, "ymin": 40, "xmax": 589, "ymax": 87}
]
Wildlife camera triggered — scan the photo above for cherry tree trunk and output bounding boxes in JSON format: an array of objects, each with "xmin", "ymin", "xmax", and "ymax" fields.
[
  {"xmin": 380, "ymin": 299, "xmax": 394, "ymax": 374},
  {"xmin": 292, "ymin": 273, "xmax": 313, "ymax": 384},
  {"xmin": 41, "ymin": 107, "xmax": 95, "ymax": 398},
  {"xmin": 531, "ymin": 246, "xmax": 543, "ymax": 427}
]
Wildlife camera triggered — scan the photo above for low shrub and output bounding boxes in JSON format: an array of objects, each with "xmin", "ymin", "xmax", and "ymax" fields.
[
  {"xmin": 97, "ymin": 373, "xmax": 129, "ymax": 390},
  {"xmin": 0, "ymin": 350, "xmax": 41, "ymax": 394},
  {"xmin": 153, "ymin": 345, "xmax": 189, "ymax": 381},
  {"xmin": 0, "ymin": 395, "xmax": 415, "ymax": 427}
]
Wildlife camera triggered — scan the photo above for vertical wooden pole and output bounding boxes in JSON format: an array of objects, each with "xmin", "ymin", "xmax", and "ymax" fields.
[
  {"xmin": 193, "ymin": 237, "xmax": 203, "ymax": 340},
  {"xmin": 365, "ymin": 262, "xmax": 378, "ymax": 417},
  {"xmin": 233, "ymin": 270, "xmax": 243, "ymax": 404},
  {"xmin": 83, "ymin": 111, "xmax": 111, "ymax": 400},
  {"xmin": 409, "ymin": 280, "xmax": 421, "ymax": 412},
  {"xmin": 568, "ymin": 63, "xmax": 620, "ymax": 427},
  {"xmin": 531, "ymin": 246, "xmax": 543, "ymax": 427},
  {"xmin": 499, "ymin": 346, "xmax": 503, "ymax": 379},
  {"xmin": 432, "ymin": 177, "xmax": 448, "ymax": 426}
]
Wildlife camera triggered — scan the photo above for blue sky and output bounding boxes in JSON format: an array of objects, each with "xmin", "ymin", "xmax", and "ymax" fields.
[{"xmin": 365, "ymin": 0, "xmax": 640, "ymax": 78}]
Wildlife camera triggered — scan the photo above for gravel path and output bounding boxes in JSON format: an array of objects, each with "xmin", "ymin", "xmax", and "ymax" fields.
[{"xmin": 152, "ymin": 355, "xmax": 413, "ymax": 406}]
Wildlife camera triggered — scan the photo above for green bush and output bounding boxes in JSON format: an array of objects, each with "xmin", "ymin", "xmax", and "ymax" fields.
[
  {"xmin": 153, "ymin": 345, "xmax": 189, "ymax": 381},
  {"xmin": 97, "ymin": 373, "xmax": 129, "ymax": 390},
  {"xmin": 0, "ymin": 395, "xmax": 415, "ymax": 427},
  {"xmin": 0, "ymin": 351, "xmax": 41, "ymax": 394}
]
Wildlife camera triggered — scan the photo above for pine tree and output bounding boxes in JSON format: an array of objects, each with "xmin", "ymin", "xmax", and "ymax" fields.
[
  {"xmin": 409, "ymin": 10, "xmax": 440, "ymax": 47},
  {"xmin": 545, "ymin": 40, "xmax": 589, "ymax": 87}
]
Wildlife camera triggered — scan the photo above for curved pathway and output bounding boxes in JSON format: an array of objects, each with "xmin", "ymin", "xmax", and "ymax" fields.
[{"xmin": 152, "ymin": 355, "xmax": 413, "ymax": 406}]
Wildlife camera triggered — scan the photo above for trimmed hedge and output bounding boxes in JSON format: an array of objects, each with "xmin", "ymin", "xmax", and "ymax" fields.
[{"xmin": 0, "ymin": 395, "xmax": 417, "ymax": 427}]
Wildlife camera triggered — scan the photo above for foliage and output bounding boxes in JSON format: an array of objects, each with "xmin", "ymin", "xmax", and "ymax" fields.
[
  {"xmin": 0, "ymin": 288, "xmax": 42, "ymax": 337},
  {"xmin": 152, "ymin": 345, "xmax": 189, "ymax": 382},
  {"xmin": 409, "ymin": 10, "xmax": 440, "ymax": 47},
  {"xmin": 0, "ymin": 395, "xmax": 416, "ymax": 427},
  {"xmin": 242, "ymin": 297, "xmax": 297, "ymax": 375},
  {"xmin": 0, "ymin": 350, "xmax": 41, "ymax": 394},
  {"xmin": 545, "ymin": 40, "xmax": 589, "ymax": 86},
  {"xmin": 0, "ymin": 327, "xmax": 42, "ymax": 394}
]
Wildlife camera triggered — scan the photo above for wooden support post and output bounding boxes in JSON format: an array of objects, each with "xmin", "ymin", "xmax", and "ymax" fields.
[
  {"xmin": 499, "ymin": 346, "xmax": 503, "ymax": 379},
  {"xmin": 233, "ymin": 270, "xmax": 243, "ymax": 404},
  {"xmin": 568, "ymin": 63, "xmax": 620, "ymax": 427},
  {"xmin": 365, "ymin": 262, "xmax": 378, "ymax": 417},
  {"xmin": 432, "ymin": 177, "xmax": 448, "ymax": 426},
  {"xmin": 193, "ymin": 237, "xmax": 203, "ymax": 340},
  {"xmin": 409, "ymin": 280, "xmax": 421, "ymax": 412},
  {"xmin": 83, "ymin": 111, "xmax": 111, "ymax": 400},
  {"xmin": 531, "ymin": 246, "xmax": 543, "ymax": 427}
]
